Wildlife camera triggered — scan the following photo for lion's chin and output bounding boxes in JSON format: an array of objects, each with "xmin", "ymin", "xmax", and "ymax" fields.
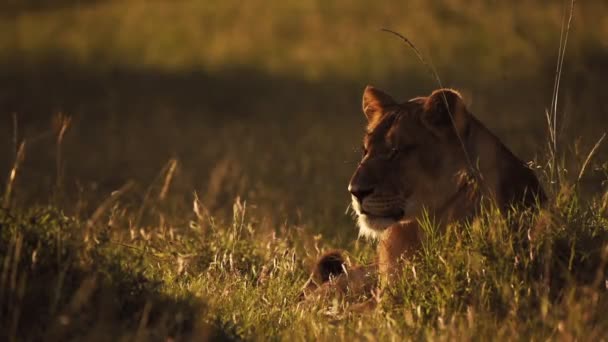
[{"xmin": 357, "ymin": 214, "xmax": 398, "ymax": 240}]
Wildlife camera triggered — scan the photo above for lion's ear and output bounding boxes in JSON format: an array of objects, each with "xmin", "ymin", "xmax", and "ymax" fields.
[
  {"xmin": 422, "ymin": 89, "xmax": 468, "ymax": 137},
  {"xmin": 362, "ymin": 85, "xmax": 396, "ymax": 122}
]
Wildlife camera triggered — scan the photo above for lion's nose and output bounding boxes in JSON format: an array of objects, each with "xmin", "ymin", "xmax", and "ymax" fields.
[{"xmin": 349, "ymin": 185, "xmax": 374, "ymax": 202}]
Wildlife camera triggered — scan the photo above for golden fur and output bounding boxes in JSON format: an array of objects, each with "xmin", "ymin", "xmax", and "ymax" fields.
[{"xmin": 303, "ymin": 86, "xmax": 545, "ymax": 299}]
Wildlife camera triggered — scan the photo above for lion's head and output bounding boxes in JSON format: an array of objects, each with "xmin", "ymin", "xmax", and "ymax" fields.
[{"xmin": 350, "ymin": 86, "xmax": 474, "ymax": 238}]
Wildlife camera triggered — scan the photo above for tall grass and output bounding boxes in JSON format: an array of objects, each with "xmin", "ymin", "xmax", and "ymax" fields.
[{"xmin": 1, "ymin": 173, "xmax": 607, "ymax": 340}]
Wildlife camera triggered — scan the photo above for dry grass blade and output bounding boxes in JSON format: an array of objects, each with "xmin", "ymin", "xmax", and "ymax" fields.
[
  {"xmin": 544, "ymin": 109, "xmax": 554, "ymax": 151},
  {"xmin": 577, "ymin": 132, "xmax": 606, "ymax": 182},
  {"xmin": 135, "ymin": 158, "xmax": 179, "ymax": 227},
  {"xmin": 12, "ymin": 113, "xmax": 18, "ymax": 159},
  {"xmin": 54, "ymin": 113, "xmax": 72, "ymax": 193},
  {"xmin": 3, "ymin": 141, "xmax": 26, "ymax": 209},
  {"xmin": 86, "ymin": 181, "xmax": 134, "ymax": 230},
  {"xmin": 380, "ymin": 28, "xmax": 489, "ymax": 198},
  {"xmin": 547, "ymin": 0, "xmax": 575, "ymax": 185},
  {"xmin": 380, "ymin": 29, "xmax": 435, "ymax": 81},
  {"xmin": 159, "ymin": 158, "xmax": 178, "ymax": 201},
  {"xmin": 192, "ymin": 191, "xmax": 209, "ymax": 222}
]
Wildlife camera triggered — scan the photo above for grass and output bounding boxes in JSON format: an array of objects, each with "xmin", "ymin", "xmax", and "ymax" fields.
[
  {"xmin": 2, "ymin": 1, "xmax": 606, "ymax": 82},
  {"xmin": 2, "ymin": 174, "xmax": 608, "ymax": 340},
  {"xmin": 2, "ymin": 0, "xmax": 608, "ymax": 340}
]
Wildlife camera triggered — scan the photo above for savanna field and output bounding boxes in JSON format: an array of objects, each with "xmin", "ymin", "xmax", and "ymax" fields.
[{"xmin": 1, "ymin": 1, "xmax": 608, "ymax": 340}]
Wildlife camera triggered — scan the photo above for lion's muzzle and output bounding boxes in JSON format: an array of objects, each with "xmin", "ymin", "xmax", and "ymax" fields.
[{"xmin": 351, "ymin": 193, "xmax": 405, "ymax": 219}]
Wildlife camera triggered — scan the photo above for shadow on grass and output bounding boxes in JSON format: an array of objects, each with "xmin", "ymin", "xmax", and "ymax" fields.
[
  {"xmin": 1, "ymin": 59, "xmax": 371, "ymax": 222},
  {"xmin": 0, "ymin": 53, "xmax": 606, "ymax": 226},
  {"xmin": 0, "ymin": 207, "xmax": 238, "ymax": 341}
]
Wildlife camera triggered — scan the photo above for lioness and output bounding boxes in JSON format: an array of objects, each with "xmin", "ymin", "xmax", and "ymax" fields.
[{"xmin": 304, "ymin": 86, "xmax": 545, "ymax": 299}]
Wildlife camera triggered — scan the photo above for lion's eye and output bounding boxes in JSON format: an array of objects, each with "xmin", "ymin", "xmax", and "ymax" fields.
[{"xmin": 388, "ymin": 144, "xmax": 417, "ymax": 160}]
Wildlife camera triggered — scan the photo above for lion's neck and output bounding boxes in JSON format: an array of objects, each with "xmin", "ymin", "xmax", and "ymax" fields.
[
  {"xmin": 376, "ymin": 172, "xmax": 480, "ymax": 281},
  {"xmin": 377, "ymin": 220, "xmax": 420, "ymax": 280},
  {"xmin": 436, "ymin": 170, "xmax": 481, "ymax": 224},
  {"xmin": 433, "ymin": 118, "xmax": 505, "ymax": 224},
  {"xmin": 454, "ymin": 116, "xmax": 544, "ymax": 212}
]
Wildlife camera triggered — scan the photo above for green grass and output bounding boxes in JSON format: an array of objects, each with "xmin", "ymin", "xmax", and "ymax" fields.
[
  {"xmin": 2, "ymin": 0, "xmax": 606, "ymax": 81},
  {"xmin": 2, "ymin": 177, "xmax": 608, "ymax": 340}
]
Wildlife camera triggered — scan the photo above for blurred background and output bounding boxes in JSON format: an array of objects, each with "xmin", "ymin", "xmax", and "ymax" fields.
[{"xmin": 1, "ymin": 0, "xmax": 607, "ymax": 241}]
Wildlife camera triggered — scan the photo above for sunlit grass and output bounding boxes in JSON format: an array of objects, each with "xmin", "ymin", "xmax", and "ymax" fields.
[
  {"xmin": 2, "ymin": 164, "xmax": 608, "ymax": 340},
  {"xmin": 2, "ymin": 1, "xmax": 607, "ymax": 81}
]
